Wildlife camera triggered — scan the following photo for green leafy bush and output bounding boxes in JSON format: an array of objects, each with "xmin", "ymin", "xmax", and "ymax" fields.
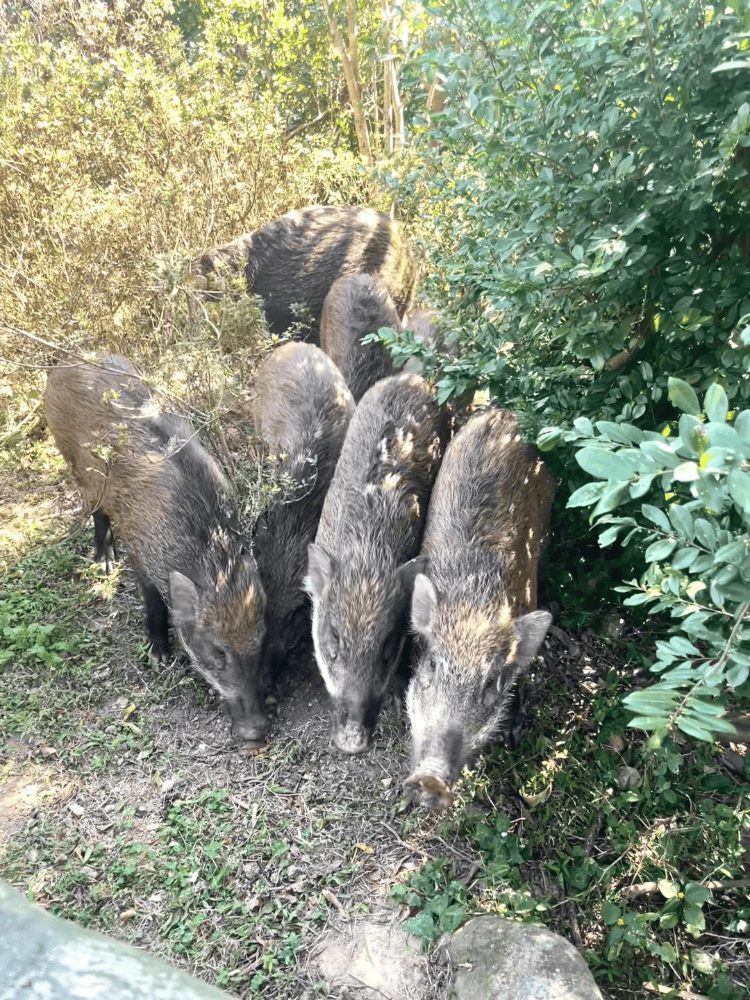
[
  {"xmin": 396, "ymin": 0, "xmax": 750, "ymax": 419},
  {"xmin": 544, "ymin": 373, "xmax": 750, "ymax": 741}
]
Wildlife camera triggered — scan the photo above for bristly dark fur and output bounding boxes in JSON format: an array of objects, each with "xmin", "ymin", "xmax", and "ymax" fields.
[
  {"xmin": 306, "ymin": 372, "xmax": 450, "ymax": 754},
  {"xmin": 320, "ymin": 272, "xmax": 402, "ymax": 401},
  {"xmin": 44, "ymin": 355, "xmax": 268, "ymax": 742},
  {"xmin": 192, "ymin": 206, "xmax": 417, "ymax": 338},
  {"xmin": 251, "ymin": 343, "xmax": 355, "ymax": 683},
  {"xmin": 404, "ymin": 409, "xmax": 555, "ymax": 809}
]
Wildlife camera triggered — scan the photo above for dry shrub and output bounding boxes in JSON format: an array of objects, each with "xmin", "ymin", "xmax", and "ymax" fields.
[{"xmin": 0, "ymin": 0, "xmax": 382, "ymax": 508}]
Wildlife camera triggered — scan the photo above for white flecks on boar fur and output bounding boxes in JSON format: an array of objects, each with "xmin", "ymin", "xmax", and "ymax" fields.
[
  {"xmin": 251, "ymin": 342, "xmax": 355, "ymax": 687},
  {"xmin": 404, "ymin": 409, "xmax": 555, "ymax": 810},
  {"xmin": 44, "ymin": 355, "xmax": 268, "ymax": 744},
  {"xmin": 304, "ymin": 373, "xmax": 450, "ymax": 755},
  {"xmin": 320, "ymin": 273, "xmax": 402, "ymax": 402},
  {"xmin": 192, "ymin": 205, "xmax": 417, "ymax": 338}
]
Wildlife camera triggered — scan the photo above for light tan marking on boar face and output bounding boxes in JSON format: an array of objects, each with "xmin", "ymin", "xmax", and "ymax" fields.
[
  {"xmin": 431, "ymin": 599, "xmax": 518, "ymax": 677},
  {"xmin": 338, "ymin": 577, "xmax": 388, "ymax": 638},
  {"xmin": 208, "ymin": 571, "xmax": 267, "ymax": 652}
]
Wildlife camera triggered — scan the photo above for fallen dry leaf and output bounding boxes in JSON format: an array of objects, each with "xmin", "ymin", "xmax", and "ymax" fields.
[{"xmin": 322, "ymin": 888, "xmax": 345, "ymax": 914}]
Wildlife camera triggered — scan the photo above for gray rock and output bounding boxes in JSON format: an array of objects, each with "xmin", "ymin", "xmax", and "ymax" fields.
[
  {"xmin": 313, "ymin": 913, "xmax": 429, "ymax": 999},
  {"xmin": 0, "ymin": 879, "xmax": 233, "ymax": 1000},
  {"xmin": 438, "ymin": 915, "xmax": 603, "ymax": 1000}
]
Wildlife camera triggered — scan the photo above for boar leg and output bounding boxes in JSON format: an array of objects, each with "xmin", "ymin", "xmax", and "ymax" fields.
[
  {"xmin": 142, "ymin": 581, "xmax": 170, "ymax": 663},
  {"xmin": 92, "ymin": 510, "xmax": 116, "ymax": 574}
]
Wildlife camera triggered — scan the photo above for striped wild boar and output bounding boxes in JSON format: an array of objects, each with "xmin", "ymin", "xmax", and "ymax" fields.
[
  {"xmin": 404, "ymin": 409, "xmax": 554, "ymax": 810},
  {"xmin": 251, "ymin": 342, "xmax": 355, "ymax": 683},
  {"xmin": 44, "ymin": 355, "xmax": 268, "ymax": 743},
  {"xmin": 192, "ymin": 205, "xmax": 417, "ymax": 337},
  {"xmin": 304, "ymin": 373, "xmax": 449, "ymax": 755},
  {"xmin": 319, "ymin": 272, "xmax": 401, "ymax": 402}
]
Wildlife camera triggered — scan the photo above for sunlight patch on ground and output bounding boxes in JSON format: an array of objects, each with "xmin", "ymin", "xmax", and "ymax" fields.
[{"xmin": 0, "ymin": 760, "xmax": 76, "ymax": 851}]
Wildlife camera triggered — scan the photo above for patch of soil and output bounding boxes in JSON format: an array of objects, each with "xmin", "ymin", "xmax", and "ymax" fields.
[{"xmin": 0, "ymin": 761, "xmax": 76, "ymax": 847}]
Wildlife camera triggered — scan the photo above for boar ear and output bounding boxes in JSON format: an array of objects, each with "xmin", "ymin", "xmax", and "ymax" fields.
[
  {"xmin": 170, "ymin": 571, "xmax": 200, "ymax": 640},
  {"xmin": 411, "ymin": 573, "xmax": 438, "ymax": 638},
  {"xmin": 304, "ymin": 543, "xmax": 334, "ymax": 598},
  {"xmin": 513, "ymin": 610, "xmax": 552, "ymax": 670},
  {"xmin": 397, "ymin": 555, "xmax": 428, "ymax": 592}
]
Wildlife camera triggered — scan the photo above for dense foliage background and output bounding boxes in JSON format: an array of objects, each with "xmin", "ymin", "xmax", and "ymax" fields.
[{"xmin": 1, "ymin": 2, "xmax": 749, "ymax": 998}]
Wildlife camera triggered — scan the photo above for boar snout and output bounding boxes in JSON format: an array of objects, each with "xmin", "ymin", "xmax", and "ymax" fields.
[
  {"xmin": 331, "ymin": 695, "xmax": 382, "ymax": 754},
  {"xmin": 228, "ymin": 695, "xmax": 271, "ymax": 744},
  {"xmin": 333, "ymin": 724, "xmax": 371, "ymax": 755},
  {"xmin": 403, "ymin": 772, "xmax": 455, "ymax": 812}
]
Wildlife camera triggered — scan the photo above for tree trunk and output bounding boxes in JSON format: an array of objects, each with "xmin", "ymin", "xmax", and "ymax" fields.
[
  {"xmin": 379, "ymin": 0, "xmax": 404, "ymax": 154},
  {"xmin": 321, "ymin": 0, "xmax": 372, "ymax": 163}
]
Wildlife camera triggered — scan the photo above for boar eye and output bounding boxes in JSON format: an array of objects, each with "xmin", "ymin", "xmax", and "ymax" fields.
[
  {"xmin": 211, "ymin": 645, "xmax": 227, "ymax": 668},
  {"xmin": 481, "ymin": 676, "xmax": 500, "ymax": 707},
  {"xmin": 420, "ymin": 655, "xmax": 437, "ymax": 688},
  {"xmin": 327, "ymin": 626, "xmax": 340, "ymax": 661}
]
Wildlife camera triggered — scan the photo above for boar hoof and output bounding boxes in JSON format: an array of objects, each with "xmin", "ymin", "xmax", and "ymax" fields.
[{"xmin": 403, "ymin": 773, "xmax": 454, "ymax": 812}]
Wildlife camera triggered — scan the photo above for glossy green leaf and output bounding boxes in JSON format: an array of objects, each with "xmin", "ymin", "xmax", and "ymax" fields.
[
  {"xmin": 567, "ymin": 481, "xmax": 607, "ymax": 508},
  {"xmin": 705, "ymin": 424, "xmax": 742, "ymax": 450},
  {"xmin": 644, "ymin": 538, "xmax": 678, "ymax": 562},
  {"xmin": 592, "ymin": 481, "xmax": 631, "ymax": 517},
  {"xmin": 639, "ymin": 440, "xmax": 680, "ymax": 468},
  {"xmin": 575, "ymin": 447, "xmax": 637, "ymax": 481},
  {"xmin": 671, "ymin": 547, "xmax": 699, "ymax": 570},
  {"xmin": 678, "ymin": 413, "xmax": 702, "ymax": 455},
  {"xmin": 641, "ymin": 504, "xmax": 670, "ymax": 532},
  {"xmin": 673, "ymin": 461, "xmax": 700, "ymax": 482},
  {"xmin": 675, "ymin": 717, "xmax": 715, "ymax": 742},
  {"xmin": 597, "ymin": 525, "xmax": 621, "ymax": 547},
  {"xmin": 693, "ymin": 473, "xmax": 728, "ymax": 515},
  {"xmin": 536, "ymin": 426, "xmax": 562, "ymax": 451},
  {"xmin": 728, "ymin": 469, "xmax": 750, "ymax": 512},
  {"xmin": 629, "ymin": 474, "xmax": 655, "ymax": 499},
  {"xmin": 668, "ymin": 378, "xmax": 701, "ymax": 416},
  {"xmin": 667, "ymin": 637, "xmax": 700, "ymax": 656},
  {"xmin": 668, "ymin": 504, "xmax": 695, "ymax": 541},
  {"xmin": 734, "ymin": 410, "xmax": 750, "ymax": 449},
  {"xmin": 594, "ymin": 421, "xmax": 643, "ymax": 445},
  {"xmin": 704, "ymin": 383, "xmax": 729, "ymax": 424},
  {"xmin": 714, "ymin": 540, "xmax": 748, "ymax": 563}
]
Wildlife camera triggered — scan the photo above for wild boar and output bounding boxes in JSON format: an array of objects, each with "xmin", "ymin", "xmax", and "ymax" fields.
[
  {"xmin": 404, "ymin": 409, "xmax": 554, "ymax": 810},
  {"xmin": 192, "ymin": 205, "xmax": 417, "ymax": 337},
  {"xmin": 319, "ymin": 272, "xmax": 401, "ymax": 402},
  {"xmin": 251, "ymin": 342, "xmax": 355, "ymax": 684},
  {"xmin": 304, "ymin": 373, "xmax": 449, "ymax": 754},
  {"xmin": 44, "ymin": 355, "xmax": 268, "ymax": 743}
]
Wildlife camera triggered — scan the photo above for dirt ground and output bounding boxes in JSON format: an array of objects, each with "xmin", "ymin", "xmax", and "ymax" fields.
[
  {"xmin": 3, "ymin": 430, "xmax": 747, "ymax": 1000},
  {"xmin": 0, "ymin": 456, "xmax": 491, "ymax": 996}
]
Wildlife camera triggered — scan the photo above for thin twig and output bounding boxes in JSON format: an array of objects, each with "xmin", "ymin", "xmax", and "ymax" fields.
[
  {"xmin": 639, "ymin": 0, "xmax": 663, "ymax": 120},
  {"xmin": 379, "ymin": 820, "xmax": 436, "ymax": 861}
]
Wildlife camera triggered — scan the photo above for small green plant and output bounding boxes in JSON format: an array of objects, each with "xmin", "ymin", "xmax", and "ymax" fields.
[
  {"xmin": 391, "ymin": 858, "xmax": 467, "ymax": 945},
  {"xmin": 540, "ymin": 373, "xmax": 750, "ymax": 742},
  {"xmin": 602, "ymin": 880, "xmax": 712, "ymax": 963}
]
